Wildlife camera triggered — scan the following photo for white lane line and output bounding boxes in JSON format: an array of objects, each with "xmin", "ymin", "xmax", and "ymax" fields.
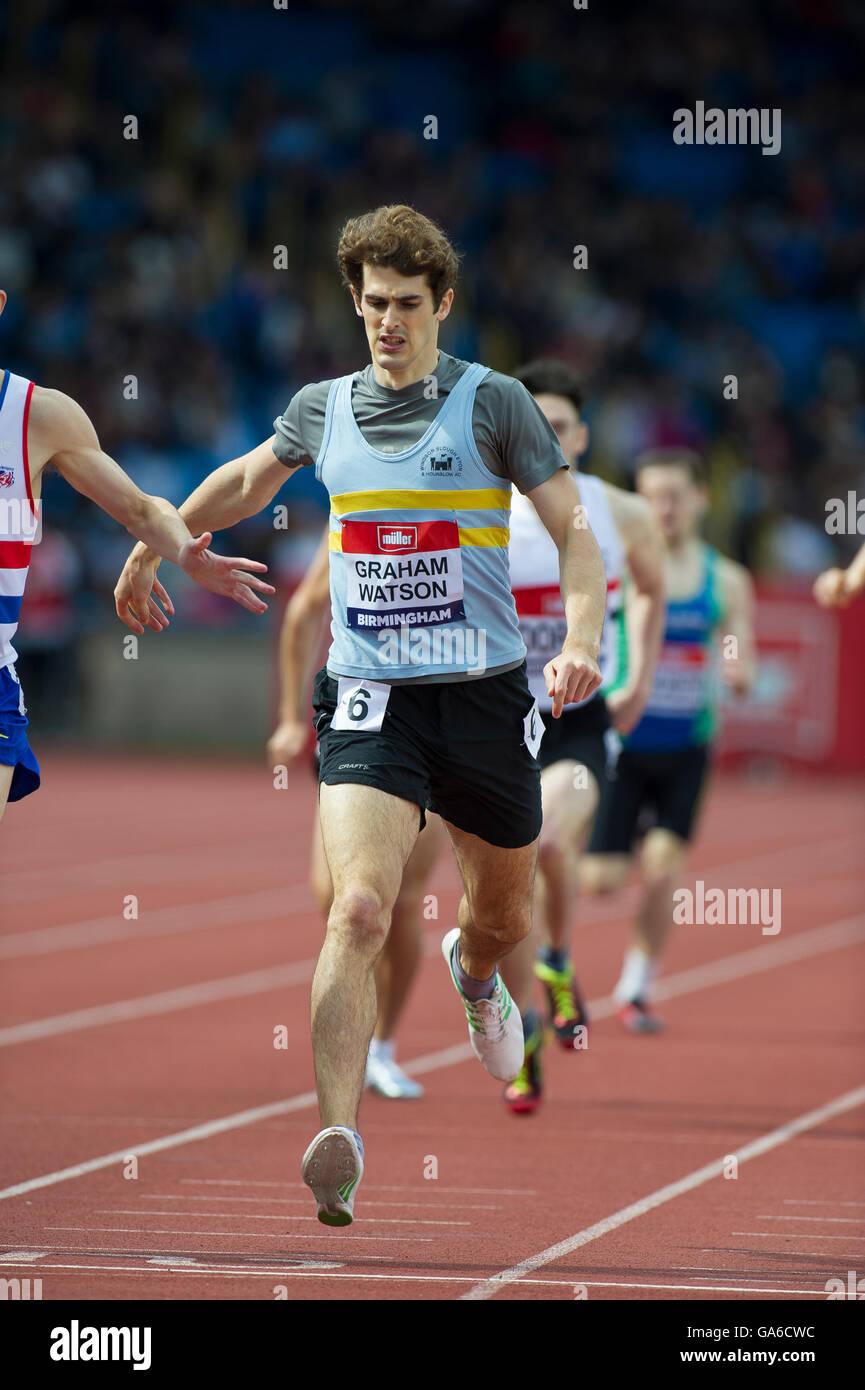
[
  {"xmin": 0, "ymin": 961, "xmax": 319, "ymax": 1047},
  {"xmin": 783, "ymin": 1199, "xmax": 865, "ymax": 1207},
  {"xmin": 0, "ymin": 886, "xmax": 309, "ymax": 958},
  {"xmin": 756, "ymin": 1215, "xmax": 865, "ymax": 1224},
  {"xmin": 5, "ymin": 826, "xmax": 857, "ymax": 948},
  {"xmin": 3, "ymin": 1261, "xmax": 834, "ymax": 1296},
  {"xmin": 461, "ymin": 1083, "xmax": 865, "ymax": 1300},
  {"xmin": 733, "ymin": 1231, "xmax": 865, "ymax": 1242},
  {"xmin": 99, "ymin": 1209, "xmax": 470, "ymax": 1226},
  {"xmin": 2, "ymin": 917, "xmax": 863, "ymax": 1203},
  {"xmin": 179, "ymin": 1180, "xmax": 538, "ymax": 1195},
  {"xmin": 146, "ymin": 1195, "xmax": 502, "ymax": 1209},
  {"xmin": 3, "ymin": 908, "xmax": 862, "ymax": 1052},
  {"xmin": 44, "ymin": 1227, "xmax": 437, "ymax": 1243}
]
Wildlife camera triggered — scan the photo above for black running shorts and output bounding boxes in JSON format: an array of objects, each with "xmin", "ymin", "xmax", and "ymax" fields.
[
  {"xmin": 587, "ymin": 742, "xmax": 712, "ymax": 855},
  {"xmin": 312, "ymin": 662, "xmax": 542, "ymax": 849},
  {"xmin": 538, "ymin": 693, "xmax": 611, "ymax": 785}
]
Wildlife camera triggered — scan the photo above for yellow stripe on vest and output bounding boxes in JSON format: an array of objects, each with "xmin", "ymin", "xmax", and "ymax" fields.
[
  {"xmin": 327, "ymin": 525, "xmax": 509, "ymax": 553},
  {"xmin": 329, "ymin": 488, "xmax": 511, "ymax": 516}
]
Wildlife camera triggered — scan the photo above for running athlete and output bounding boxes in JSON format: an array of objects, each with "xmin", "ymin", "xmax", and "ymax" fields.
[
  {"xmin": 500, "ymin": 361, "xmax": 665, "ymax": 1111},
  {"xmin": 0, "ymin": 289, "xmax": 273, "ymax": 822},
  {"xmin": 267, "ymin": 525, "xmax": 446, "ymax": 1099},
  {"xmin": 813, "ymin": 538, "xmax": 865, "ymax": 608},
  {"xmin": 114, "ymin": 205, "xmax": 607, "ymax": 1225},
  {"xmin": 581, "ymin": 448, "xmax": 756, "ymax": 1031}
]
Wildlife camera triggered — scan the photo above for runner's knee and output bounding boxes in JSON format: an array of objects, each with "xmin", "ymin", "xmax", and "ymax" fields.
[
  {"xmin": 640, "ymin": 831, "xmax": 685, "ymax": 887},
  {"xmin": 328, "ymin": 884, "xmax": 390, "ymax": 954}
]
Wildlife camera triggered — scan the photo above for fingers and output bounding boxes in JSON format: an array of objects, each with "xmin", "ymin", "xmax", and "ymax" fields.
[
  {"xmin": 152, "ymin": 577, "xmax": 174, "ymax": 616},
  {"xmin": 545, "ymin": 656, "xmax": 601, "ymax": 716},
  {"xmin": 223, "ymin": 556, "xmax": 270, "ymax": 574},
  {"xmin": 232, "ymin": 582, "xmax": 269, "ymax": 614}
]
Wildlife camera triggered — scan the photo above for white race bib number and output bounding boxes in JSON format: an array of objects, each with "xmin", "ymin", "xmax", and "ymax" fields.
[
  {"xmin": 523, "ymin": 699, "xmax": 544, "ymax": 759},
  {"xmin": 332, "ymin": 677, "xmax": 391, "ymax": 732}
]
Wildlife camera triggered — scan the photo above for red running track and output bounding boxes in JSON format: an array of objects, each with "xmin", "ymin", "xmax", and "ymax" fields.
[{"xmin": 0, "ymin": 751, "xmax": 863, "ymax": 1301}]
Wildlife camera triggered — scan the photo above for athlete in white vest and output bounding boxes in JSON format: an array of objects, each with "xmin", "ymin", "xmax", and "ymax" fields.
[
  {"xmin": 115, "ymin": 205, "xmax": 608, "ymax": 1225},
  {"xmin": 0, "ymin": 289, "xmax": 273, "ymax": 824},
  {"xmin": 500, "ymin": 360, "xmax": 665, "ymax": 1112}
]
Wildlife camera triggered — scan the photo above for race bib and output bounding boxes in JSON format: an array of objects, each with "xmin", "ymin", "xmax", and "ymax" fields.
[
  {"xmin": 523, "ymin": 699, "xmax": 544, "ymax": 759},
  {"xmin": 648, "ymin": 642, "xmax": 709, "ymax": 715},
  {"xmin": 332, "ymin": 677, "xmax": 391, "ymax": 732},
  {"xmin": 514, "ymin": 585, "xmax": 567, "ymax": 705},
  {"xmin": 340, "ymin": 518, "xmax": 465, "ymax": 631}
]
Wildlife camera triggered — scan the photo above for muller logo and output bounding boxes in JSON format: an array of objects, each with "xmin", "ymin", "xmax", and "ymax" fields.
[
  {"xmin": 377, "ymin": 525, "xmax": 417, "ymax": 553},
  {"xmin": 0, "ymin": 467, "xmax": 14, "ymax": 488}
]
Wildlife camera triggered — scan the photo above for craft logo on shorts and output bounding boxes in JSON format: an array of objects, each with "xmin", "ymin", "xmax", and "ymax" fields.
[
  {"xmin": 377, "ymin": 525, "xmax": 417, "ymax": 553},
  {"xmin": 421, "ymin": 447, "xmax": 463, "ymax": 477},
  {"xmin": 0, "ymin": 466, "xmax": 14, "ymax": 488}
]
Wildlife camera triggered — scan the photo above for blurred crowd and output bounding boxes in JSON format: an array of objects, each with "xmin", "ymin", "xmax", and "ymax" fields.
[{"xmin": 1, "ymin": 0, "xmax": 863, "ymax": 710}]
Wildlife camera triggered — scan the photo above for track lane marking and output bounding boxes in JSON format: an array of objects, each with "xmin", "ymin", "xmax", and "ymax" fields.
[
  {"xmin": 2, "ymin": 912, "xmax": 862, "ymax": 1050},
  {"xmin": 1, "ymin": 919, "xmax": 863, "ymax": 1201},
  {"xmin": 461, "ymin": 1083, "xmax": 865, "ymax": 1300}
]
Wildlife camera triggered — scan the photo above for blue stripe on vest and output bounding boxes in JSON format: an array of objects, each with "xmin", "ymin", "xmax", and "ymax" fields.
[{"xmin": 0, "ymin": 593, "xmax": 23, "ymax": 624}]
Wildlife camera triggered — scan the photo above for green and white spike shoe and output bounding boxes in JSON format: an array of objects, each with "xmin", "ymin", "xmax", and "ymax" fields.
[
  {"xmin": 441, "ymin": 927, "xmax": 524, "ymax": 1082},
  {"xmin": 301, "ymin": 1127, "xmax": 364, "ymax": 1226}
]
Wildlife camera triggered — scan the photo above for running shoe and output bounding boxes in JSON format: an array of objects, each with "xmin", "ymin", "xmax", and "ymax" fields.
[
  {"xmin": 503, "ymin": 1026, "xmax": 545, "ymax": 1115},
  {"xmin": 618, "ymin": 998, "xmax": 664, "ymax": 1034},
  {"xmin": 441, "ymin": 927, "xmax": 524, "ymax": 1082},
  {"xmin": 301, "ymin": 1127, "xmax": 364, "ymax": 1226},
  {"xmin": 534, "ymin": 957, "xmax": 590, "ymax": 1049},
  {"xmin": 365, "ymin": 1052, "xmax": 424, "ymax": 1099}
]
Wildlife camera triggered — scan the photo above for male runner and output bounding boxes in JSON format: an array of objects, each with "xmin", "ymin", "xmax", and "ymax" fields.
[
  {"xmin": 0, "ymin": 288, "xmax": 273, "ymax": 822},
  {"xmin": 114, "ymin": 204, "xmax": 606, "ymax": 1224},
  {"xmin": 813, "ymin": 538, "xmax": 865, "ymax": 608},
  {"xmin": 500, "ymin": 360, "xmax": 665, "ymax": 1111},
  {"xmin": 267, "ymin": 525, "xmax": 446, "ymax": 1099},
  {"xmin": 581, "ymin": 448, "xmax": 756, "ymax": 1030}
]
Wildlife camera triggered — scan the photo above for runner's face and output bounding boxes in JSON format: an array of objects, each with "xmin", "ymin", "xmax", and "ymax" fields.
[
  {"xmin": 533, "ymin": 393, "xmax": 588, "ymax": 466},
  {"xmin": 352, "ymin": 266, "xmax": 452, "ymax": 385},
  {"xmin": 637, "ymin": 465, "xmax": 705, "ymax": 544}
]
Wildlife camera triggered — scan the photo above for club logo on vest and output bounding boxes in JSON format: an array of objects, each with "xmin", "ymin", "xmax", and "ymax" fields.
[
  {"xmin": 0, "ymin": 467, "xmax": 14, "ymax": 487},
  {"xmin": 377, "ymin": 524, "xmax": 417, "ymax": 553},
  {"xmin": 421, "ymin": 446, "xmax": 463, "ymax": 477}
]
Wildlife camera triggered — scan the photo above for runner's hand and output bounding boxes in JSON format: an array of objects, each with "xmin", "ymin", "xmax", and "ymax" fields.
[
  {"xmin": 544, "ymin": 643, "xmax": 602, "ymax": 718},
  {"xmin": 114, "ymin": 551, "xmax": 173, "ymax": 635},
  {"xmin": 178, "ymin": 533, "xmax": 275, "ymax": 613},
  {"xmin": 606, "ymin": 681, "xmax": 650, "ymax": 736},
  {"xmin": 813, "ymin": 566, "xmax": 850, "ymax": 609},
  {"xmin": 267, "ymin": 719, "xmax": 310, "ymax": 768}
]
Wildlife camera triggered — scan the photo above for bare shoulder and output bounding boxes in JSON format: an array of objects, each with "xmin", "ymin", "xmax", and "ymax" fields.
[
  {"xmin": 717, "ymin": 553, "xmax": 754, "ymax": 604},
  {"xmin": 27, "ymin": 387, "xmax": 97, "ymax": 471},
  {"xmin": 602, "ymin": 480, "xmax": 654, "ymax": 538}
]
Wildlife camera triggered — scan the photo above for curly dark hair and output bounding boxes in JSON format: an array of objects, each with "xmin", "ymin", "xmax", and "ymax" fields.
[{"xmin": 336, "ymin": 204, "xmax": 460, "ymax": 309}]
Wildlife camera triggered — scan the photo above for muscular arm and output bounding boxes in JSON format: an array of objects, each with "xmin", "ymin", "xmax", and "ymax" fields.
[
  {"xmin": 131, "ymin": 436, "xmax": 293, "ymax": 566},
  {"xmin": 115, "ymin": 436, "xmax": 293, "ymax": 630},
  {"xmin": 527, "ymin": 468, "xmax": 607, "ymax": 715},
  {"xmin": 29, "ymin": 388, "xmax": 200, "ymax": 566},
  {"xmin": 718, "ymin": 557, "xmax": 757, "ymax": 695},
  {"xmin": 605, "ymin": 486, "xmax": 665, "ymax": 733},
  {"xmin": 267, "ymin": 528, "xmax": 332, "ymax": 766}
]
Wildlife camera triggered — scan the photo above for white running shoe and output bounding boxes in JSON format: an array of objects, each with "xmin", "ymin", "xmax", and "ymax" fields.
[
  {"xmin": 365, "ymin": 1052, "xmax": 424, "ymax": 1099},
  {"xmin": 301, "ymin": 1127, "xmax": 364, "ymax": 1226},
  {"xmin": 441, "ymin": 927, "xmax": 524, "ymax": 1082}
]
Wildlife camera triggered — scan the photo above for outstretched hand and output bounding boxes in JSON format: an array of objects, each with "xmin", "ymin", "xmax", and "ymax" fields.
[{"xmin": 178, "ymin": 533, "xmax": 275, "ymax": 614}]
